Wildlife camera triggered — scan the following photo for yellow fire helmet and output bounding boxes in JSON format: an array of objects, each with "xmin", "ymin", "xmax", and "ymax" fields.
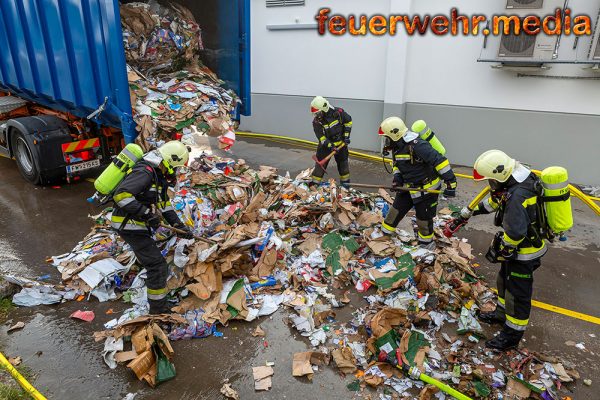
[{"xmin": 378, "ymin": 117, "xmax": 408, "ymax": 142}]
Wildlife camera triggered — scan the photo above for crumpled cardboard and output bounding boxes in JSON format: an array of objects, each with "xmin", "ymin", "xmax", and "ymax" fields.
[
  {"xmin": 370, "ymin": 308, "xmax": 408, "ymax": 338},
  {"xmin": 297, "ymin": 234, "xmax": 322, "ymax": 256},
  {"xmin": 506, "ymin": 377, "xmax": 532, "ymax": 398},
  {"xmin": 252, "ymin": 246, "xmax": 278, "ymax": 278},
  {"xmin": 378, "ymin": 188, "xmax": 394, "ymax": 204},
  {"xmin": 332, "ymin": 347, "xmax": 357, "ymax": 374},
  {"xmin": 356, "ymin": 211, "xmax": 382, "ymax": 228},
  {"xmin": 126, "ymin": 323, "xmax": 175, "ymax": 388},
  {"xmin": 292, "ymin": 352, "xmax": 330, "ymax": 379}
]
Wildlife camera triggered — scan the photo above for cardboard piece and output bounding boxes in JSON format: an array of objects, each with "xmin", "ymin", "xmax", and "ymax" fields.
[
  {"xmin": 252, "ymin": 325, "xmax": 266, "ymax": 337},
  {"xmin": 297, "ymin": 234, "xmax": 322, "ymax": 256},
  {"xmin": 506, "ymin": 377, "xmax": 532, "ymax": 398},
  {"xmin": 356, "ymin": 211, "xmax": 382, "ymax": 228},
  {"xmin": 370, "ymin": 308, "xmax": 408, "ymax": 338},
  {"xmin": 220, "ymin": 383, "xmax": 240, "ymax": 399},
  {"xmin": 252, "ymin": 365, "xmax": 274, "ymax": 391},
  {"xmin": 115, "ymin": 351, "xmax": 138, "ymax": 363},
  {"xmin": 332, "ymin": 347, "xmax": 357, "ymax": 374},
  {"xmin": 378, "ymin": 188, "xmax": 394, "ymax": 204},
  {"xmin": 292, "ymin": 352, "xmax": 330, "ymax": 378}
]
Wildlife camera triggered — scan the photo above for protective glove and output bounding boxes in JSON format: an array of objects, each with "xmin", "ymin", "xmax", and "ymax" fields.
[
  {"xmin": 485, "ymin": 232, "xmax": 516, "ymax": 263},
  {"xmin": 141, "ymin": 212, "xmax": 162, "ymax": 230},
  {"xmin": 173, "ymin": 223, "xmax": 195, "ymax": 239},
  {"xmin": 321, "ymin": 139, "xmax": 333, "ymax": 149},
  {"xmin": 443, "ymin": 179, "xmax": 457, "ymax": 197},
  {"xmin": 344, "ymin": 136, "xmax": 351, "ymax": 145}
]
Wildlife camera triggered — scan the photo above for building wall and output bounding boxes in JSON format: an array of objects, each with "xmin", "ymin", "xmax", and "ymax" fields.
[{"xmin": 241, "ymin": 0, "xmax": 600, "ymax": 184}]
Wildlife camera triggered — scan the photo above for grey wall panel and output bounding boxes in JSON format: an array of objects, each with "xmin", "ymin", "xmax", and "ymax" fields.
[
  {"xmin": 405, "ymin": 102, "xmax": 600, "ymax": 185},
  {"xmin": 240, "ymin": 94, "xmax": 599, "ymax": 184},
  {"xmin": 240, "ymin": 93, "xmax": 384, "ymax": 152}
]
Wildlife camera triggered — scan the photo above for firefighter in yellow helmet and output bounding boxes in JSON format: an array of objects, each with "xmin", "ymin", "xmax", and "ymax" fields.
[
  {"xmin": 110, "ymin": 141, "xmax": 192, "ymax": 314},
  {"xmin": 378, "ymin": 117, "xmax": 457, "ymax": 249},
  {"xmin": 449, "ymin": 150, "xmax": 547, "ymax": 351},
  {"xmin": 310, "ymin": 96, "xmax": 353, "ymax": 188}
]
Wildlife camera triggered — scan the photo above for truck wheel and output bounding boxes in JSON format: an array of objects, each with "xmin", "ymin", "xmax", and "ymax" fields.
[{"xmin": 11, "ymin": 131, "xmax": 41, "ymax": 184}]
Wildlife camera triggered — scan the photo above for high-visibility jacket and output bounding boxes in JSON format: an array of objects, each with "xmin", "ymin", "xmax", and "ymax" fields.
[
  {"xmin": 474, "ymin": 172, "xmax": 547, "ymax": 261},
  {"xmin": 313, "ymin": 107, "xmax": 352, "ymax": 146},
  {"xmin": 110, "ymin": 161, "xmax": 180, "ymax": 232},
  {"xmin": 389, "ymin": 132, "xmax": 456, "ymax": 199}
]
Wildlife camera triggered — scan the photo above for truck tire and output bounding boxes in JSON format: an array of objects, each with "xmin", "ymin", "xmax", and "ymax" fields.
[{"xmin": 11, "ymin": 130, "xmax": 41, "ymax": 184}]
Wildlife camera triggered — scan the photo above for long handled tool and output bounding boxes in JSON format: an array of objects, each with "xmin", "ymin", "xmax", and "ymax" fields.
[
  {"xmin": 159, "ymin": 223, "xmax": 216, "ymax": 244},
  {"xmin": 312, "ymin": 143, "xmax": 346, "ymax": 174},
  {"xmin": 349, "ymin": 182, "xmax": 441, "ymax": 195}
]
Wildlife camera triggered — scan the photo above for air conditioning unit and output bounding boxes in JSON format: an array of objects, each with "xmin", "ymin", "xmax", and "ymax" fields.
[
  {"xmin": 506, "ymin": 0, "xmax": 544, "ymax": 9},
  {"xmin": 496, "ymin": 0, "xmax": 564, "ymax": 61},
  {"xmin": 499, "ymin": 33, "xmax": 537, "ymax": 57}
]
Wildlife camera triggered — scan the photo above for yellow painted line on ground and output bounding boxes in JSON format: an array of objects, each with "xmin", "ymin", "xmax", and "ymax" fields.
[
  {"xmin": 531, "ymin": 300, "xmax": 600, "ymax": 325},
  {"xmin": 490, "ymin": 288, "xmax": 600, "ymax": 325}
]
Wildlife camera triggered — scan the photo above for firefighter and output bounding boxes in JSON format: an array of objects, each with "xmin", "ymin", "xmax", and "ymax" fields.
[
  {"xmin": 461, "ymin": 149, "xmax": 547, "ymax": 351},
  {"xmin": 309, "ymin": 96, "xmax": 352, "ymax": 188},
  {"xmin": 110, "ymin": 141, "xmax": 193, "ymax": 314},
  {"xmin": 378, "ymin": 117, "xmax": 457, "ymax": 249}
]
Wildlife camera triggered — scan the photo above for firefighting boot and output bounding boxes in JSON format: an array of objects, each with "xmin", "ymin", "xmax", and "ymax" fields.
[
  {"xmin": 478, "ymin": 309, "xmax": 506, "ymax": 325},
  {"xmin": 485, "ymin": 326, "xmax": 523, "ymax": 351},
  {"xmin": 149, "ymin": 298, "xmax": 171, "ymax": 315}
]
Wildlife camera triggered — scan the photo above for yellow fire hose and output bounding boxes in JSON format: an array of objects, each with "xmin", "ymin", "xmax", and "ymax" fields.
[
  {"xmin": 399, "ymin": 365, "xmax": 473, "ymax": 400},
  {"xmin": 235, "ymin": 131, "xmax": 600, "ymax": 216},
  {"xmin": 0, "ymin": 351, "xmax": 46, "ymax": 400}
]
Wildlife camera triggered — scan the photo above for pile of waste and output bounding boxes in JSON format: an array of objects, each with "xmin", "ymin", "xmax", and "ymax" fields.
[
  {"xmin": 8, "ymin": 154, "xmax": 581, "ymax": 398},
  {"xmin": 121, "ymin": 2, "xmax": 239, "ymax": 151}
]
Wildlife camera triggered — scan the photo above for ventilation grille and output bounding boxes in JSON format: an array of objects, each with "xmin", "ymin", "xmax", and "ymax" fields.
[
  {"xmin": 506, "ymin": 0, "xmax": 544, "ymax": 9},
  {"xmin": 266, "ymin": 0, "xmax": 305, "ymax": 7},
  {"xmin": 498, "ymin": 33, "xmax": 537, "ymax": 57}
]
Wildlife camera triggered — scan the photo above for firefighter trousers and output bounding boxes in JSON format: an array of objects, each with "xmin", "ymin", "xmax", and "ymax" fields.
[
  {"xmin": 496, "ymin": 258, "xmax": 542, "ymax": 332},
  {"xmin": 382, "ymin": 192, "xmax": 438, "ymax": 244},
  {"xmin": 119, "ymin": 231, "xmax": 169, "ymax": 309},
  {"xmin": 311, "ymin": 144, "xmax": 350, "ymax": 184}
]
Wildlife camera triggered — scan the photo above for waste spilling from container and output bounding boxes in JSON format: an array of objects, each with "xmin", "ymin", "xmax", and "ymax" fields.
[
  {"xmin": 7, "ymin": 153, "xmax": 581, "ymax": 398},
  {"xmin": 121, "ymin": 2, "xmax": 239, "ymax": 151}
]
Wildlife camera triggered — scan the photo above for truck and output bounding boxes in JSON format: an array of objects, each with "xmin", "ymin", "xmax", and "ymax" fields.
[{"xmin": 0, "ymin": 0, "xmax": 250, "ymax": 184}]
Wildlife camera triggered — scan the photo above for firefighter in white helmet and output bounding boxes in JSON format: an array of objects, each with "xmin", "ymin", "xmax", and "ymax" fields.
[
  {"xmin": 111, "ymin": 141, "xmax": 193, "ymax": 314},
  {"xmin": 310, "ymin": 96, "xmax": 353, "ymax": 188},
  {"xmin": 449, "ymin": 149, "xmax": 547, "ymax": 351},
  {"xmin": 378, "ymin": 117, "xmax": 457, "ymax": 249}
]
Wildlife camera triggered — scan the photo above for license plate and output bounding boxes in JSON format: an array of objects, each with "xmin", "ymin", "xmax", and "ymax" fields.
[{"xmin": 66, "ymin": 159, "xmax": 100, "ymax": 174}]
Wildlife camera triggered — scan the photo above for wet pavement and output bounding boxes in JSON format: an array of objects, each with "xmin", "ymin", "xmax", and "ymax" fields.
[{"xmin": 0, "ymin": 137, "xmax": 598, "ymax": 399}]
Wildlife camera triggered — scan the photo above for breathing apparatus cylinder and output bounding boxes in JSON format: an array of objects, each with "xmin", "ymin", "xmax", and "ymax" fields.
[
  {"xmin": 93, "ymin": 143, "xmax": 145, "ymax": 196},
  {"xmin": 541, "ymin": 166, "xmax": 573, "ymax": 236},
  {"xmin": 411, "ymin": 120, "xmax": 446, "ymax": 156}
]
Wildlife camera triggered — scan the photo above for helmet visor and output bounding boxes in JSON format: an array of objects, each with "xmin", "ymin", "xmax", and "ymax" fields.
[{"xmin": 311, "ymin": 107, "xmax": 320, "ymax": 113}]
